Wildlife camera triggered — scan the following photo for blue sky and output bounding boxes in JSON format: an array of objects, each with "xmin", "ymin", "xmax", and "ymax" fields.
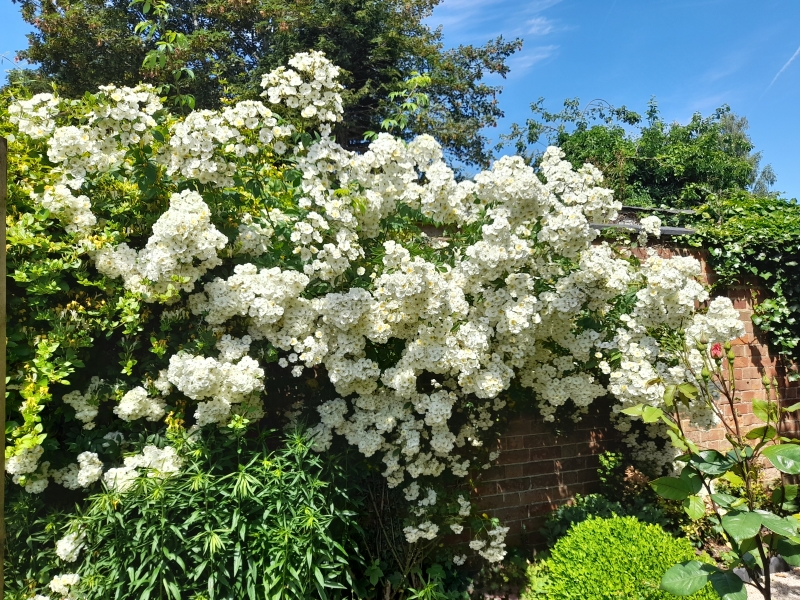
[{"xmin": 3, "ymin": 0, "xmax": 800, "ymax": 198}]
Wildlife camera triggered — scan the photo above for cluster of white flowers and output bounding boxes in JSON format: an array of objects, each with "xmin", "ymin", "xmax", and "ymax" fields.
[
  {"xmin": 6, "ymin": 444, "xmax": 44, "ymax": 476},
  {"xmin": 44, "ymin": 85, "xmax": 161, "ymax": 189},
  {"xmin": 160, "ymin": 101, "xmax": 290, "ymax": 187},
  {"xmin": 56, "ymin": 529, "xmax": 86, "ymax": 563},
  {"xmin": 640, "ymin": 215, "xmax": 662, "ymax": 239},
  {"xmin": 48, "ymin": 573, "xmax": 80, "ymax": 598},
  {"xmin": 95, "ymin": 190, "xmax": 227, "ymax": 301},
  {"xmin": 403, "ymin": 521, "xmax": 439, "ymax": 543},
  {"xmin": 63, "ymin": 377, "xmax": 110, "ymax": 429},
  {"xmin": 166, "ymin": 342, "xmax": 265, "ymax": 426},
  {"xmin": 33, "ymin": 183, "xmax": 96, "ymax": 233},
  {"xmin": 685, "ymin": 296, "xmax": 744, "ymax": 346},
  {"xmin": 50, "ymin": 451, "xmax": 103, "ymax": 490},
  {"xmin": 103, "ymin": 445, "xmax": 183, "ymax": 492},
  {"xmin": 464, "ymin": 523, "xmax": 509, "ymax": 562},
  {"xmin": 8, "ymin": 92, "xmax": 60, "ymax": 138},
  {"xmin": 602, "ymin": 251, "xmax": 745, "ymax": 470},
  {"xmin": 261, "ymin": 50, "xmax": 344, "ymax": 124},
  {"xmin": 114, "ymin": 386, "xmax": 166, "ymax": 422}
]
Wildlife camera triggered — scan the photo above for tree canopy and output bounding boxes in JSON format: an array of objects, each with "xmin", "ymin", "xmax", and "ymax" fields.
[{"xmin": 503, "ymin": 98, "xmax": 776, "ymax": 208}]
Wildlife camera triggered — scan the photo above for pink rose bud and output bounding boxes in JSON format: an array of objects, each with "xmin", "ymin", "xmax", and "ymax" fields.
[{"xmin": 710, "ymin": 342, "xmax": 724, "ymax": 359}]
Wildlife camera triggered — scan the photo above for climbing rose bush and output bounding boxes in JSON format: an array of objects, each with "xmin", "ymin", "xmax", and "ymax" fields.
[{"xmin": 4, "ymin": 51, "xmax": 742, "ymax": 576}]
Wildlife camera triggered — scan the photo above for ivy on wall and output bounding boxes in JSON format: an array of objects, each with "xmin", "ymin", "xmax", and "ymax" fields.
[{"xmin": 692, "ymin": 192, "xmax": 800, "ymax": 366}]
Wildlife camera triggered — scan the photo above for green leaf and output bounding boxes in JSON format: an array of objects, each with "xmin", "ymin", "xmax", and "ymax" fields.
[
  {"xmin": 680, "ymin": 468, "xmax": 703, "ymax": 494},
  {"xmin": 708, "ymin": 571, "xmax": 747, "ymax": 600},
  {"xmin": 784, "ymin": 402, "xmax": 800, "ymax": 413},
  {"xmin": 752, "ymin": 399, "xmax": 770, "ymax": 422},
  {"xmin": 711, "ymin": 493, "xmax": 738, "ymax": 508},
  {"xmin": 746, "ymin": 425, "xmax": 777, "ymax": 440},
  {"xmin": 677, "ymin": 382, "xmax": 698, "ymax": 400},
  {"xmin": 763, "ymin": 444, "xmax": 800, "ymax": 475},
  {"xmin": 642, "ymin": 406, "xmax": 664, "ymax": 423},
  {"xmin": 660, "ymin": 561, "xmax": 716, "ymax": 596},
  {"xmin": 689, "ymin": 450, "xmax": 735, "ymax": 476},
  {"xmin": 777, "ymin": 538, "xmax": 800, "ymax": 567},
  {"xmin": 651, "ymin": 476, "xmax": 693, "ymax": 501},
  {"xmin": 721, "ymin": 511, "xmax": 762, "ymax": 543},
  {"xmin": 666, "ymin": 429, "xmax": 688, "ymax": 451},
  {"xmin": 682, "ymin": 495, "xmax": 706, "ymax": 520},
  {"xmin": 663, "ymin": 384, "xmax": 677, "ymax": 406},
  {"xmin": 621, "ymin": 405, "xmax": 644, "ymax": 417},
  {"xmin": 757, "ymin": 511, "xmax": 798, "ymax": 538},
  {"xmin": 772, "ymin": 484, "xmax": 799, "ymax": 505}
]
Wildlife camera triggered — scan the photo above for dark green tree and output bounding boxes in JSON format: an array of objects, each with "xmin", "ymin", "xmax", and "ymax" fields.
[{"xmin": 11, "ymin": 0, "xmax": 521, "ymax": 166}]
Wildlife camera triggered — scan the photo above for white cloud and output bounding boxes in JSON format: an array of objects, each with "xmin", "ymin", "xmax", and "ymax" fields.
[
  {"xmin": 430, "ymin": 0, "xmax": 563, "ymax": 40},
  {"xmin": 525, "ymin": 16, "xmax": 556, "ymax": 36},
  {"xmin": 507, "ymin": 45, "xmax": 559, "ymax": 75}
]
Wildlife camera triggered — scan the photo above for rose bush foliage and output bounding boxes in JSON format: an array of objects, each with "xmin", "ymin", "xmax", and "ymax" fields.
[{"xmin": 3, "ymin": 51, "xmax": 746, "ymax": 593}]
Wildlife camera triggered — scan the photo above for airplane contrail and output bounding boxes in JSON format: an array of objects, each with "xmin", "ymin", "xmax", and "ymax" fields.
[{"xmin": 767, "ymin": 43, "xmax": 800, "ymax": 91}]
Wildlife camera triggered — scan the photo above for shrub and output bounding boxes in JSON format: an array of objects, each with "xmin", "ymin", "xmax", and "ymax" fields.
[
  {"xmin": 525, "ymin": 516, "xmax": 718, "ymax": 600},
  {"xmin": 540, "ymin": 493, "xmax": 672, "ymax": 547},
  {"xmin": 10, "ymin": 428, "xmax": 365, "ymax": 600}
]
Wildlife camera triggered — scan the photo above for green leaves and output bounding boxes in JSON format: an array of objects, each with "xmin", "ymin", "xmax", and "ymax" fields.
[
  {"xmin": 689, "ymin": 450, "xmax": 735, "ymax": 476},
  {"xmin": 682, "ymin": 495, "xmax": 706, "ymax": 520},
  {"xmin": 720, "ymin": 511, "xmax": 762, "ymax": 543},
  {"xmin": 661, "ymin": 561, "xmax": 746, "ymax": 599},
  {"xmin": 660, "ymin": 561, "xmax": 716, "ymax": 596},
  {"xmin": 772, "ymin": 484, "xmax": 798, "ymax": 509},
  {"xmin": 777, "ymin": 538, "xmax": 800, "ymax": 567},
  {"xmin": 762, "ymin": 444, "xmax": 800, "ymax": 474},
  {"xmin": 54, "ymin": 431, "xmax": 364, "ymax": 600},
  {"xmin": 745, "ymin": 425, "xmax": 777, "ymax": 440},
  {"xmin": 752, "ymin": 399, "xmax": 779, "ymax": 423},
  {"xmin": 650, "ymin": 477, "xmax": 694, "ymax": 501},
  {"xmin": 651, "ymin": 469, "xmax": 701, "ymax": 501},
  {"xmin": 707, "ymin": 572, "xmax": 747, "ymax": 600},
  {"xmin": 756, "ymin": 511, "xmax": 798, "ymax": 538}
]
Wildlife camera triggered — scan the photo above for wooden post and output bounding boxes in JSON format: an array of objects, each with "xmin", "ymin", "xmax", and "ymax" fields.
[{"xmin": 1, "ymin": 136, "xmax": 7, "ymax": 599}]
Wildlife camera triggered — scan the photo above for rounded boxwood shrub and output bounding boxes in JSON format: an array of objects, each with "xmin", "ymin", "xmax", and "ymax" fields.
[{"xmin": 525, "ymin": 516, "xmax": 718, "ymax": 600}]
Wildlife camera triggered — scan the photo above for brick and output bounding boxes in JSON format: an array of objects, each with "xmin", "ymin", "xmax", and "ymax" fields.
[
  {"xmin": 505, "ymin": 419, "xmax": 533, "ymax": 436},
  {"xmin": 502, "ymin": 435, "xmax": 527, "ymax": 451},
  {"xmin": 504, "ymin": 463, "xmax": 524, "ymax": 479},
  {"xmin": 529, "ymin": 445, "xmax": 562, "ymax": 460},
  {"xmin": 473, "ymin": 482, "xmax": 498, "ymax": 497},
  {"xmin": 497, "ymin": 478, "xmax": 533, "ymax": 494},
  {"xmin": 555, "ymin": 456, "xmax": 589, "ymax": 472},
  {"xmin": 496, "ymin": 448, "xmax": 531, "ymax": 465},
  {"xmin": 522, "ymin": 434, "xmax": 553, "ymax": 449},
  {"xmin": 518, "ymin": 488, "xmax": 555, "ymax": 506},
  {"xmin": 522, "ymin": 460, "xmax": 555, "ymax": 477}
]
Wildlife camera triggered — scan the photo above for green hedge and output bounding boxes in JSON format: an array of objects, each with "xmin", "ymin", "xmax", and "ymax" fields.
[{"xmin": 524, "ymin": 516, "xmax": 719, "ymax": 600}]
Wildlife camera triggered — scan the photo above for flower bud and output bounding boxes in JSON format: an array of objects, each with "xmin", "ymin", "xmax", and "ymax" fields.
[{"xmin": 710, "ymin": 342, "xmax": 724, "ymax": 360}]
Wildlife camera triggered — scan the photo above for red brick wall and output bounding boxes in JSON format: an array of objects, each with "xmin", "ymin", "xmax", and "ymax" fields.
[
  {"xmin": 474, "ymin": 407, "xmax": 618, "ymax": 547},
  {"xmin": 474, "ymin": 245, "xmax": 800, "ymax": 548}
]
